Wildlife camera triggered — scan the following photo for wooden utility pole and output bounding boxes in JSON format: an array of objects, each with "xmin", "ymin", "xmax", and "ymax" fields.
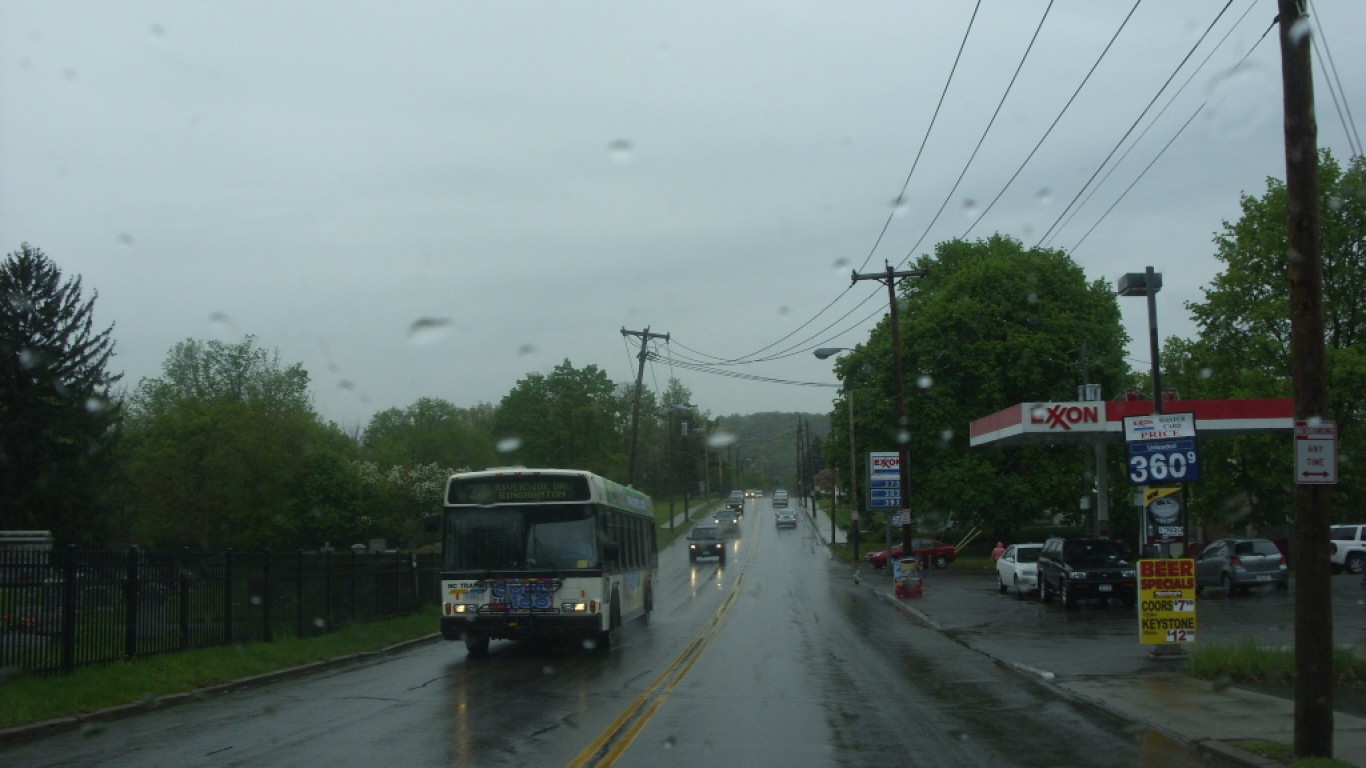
[
  {"xmin": 1278, "ymin": 0, "xmax": 1332, "ymax": 758},
  {"xmin": 621, "ymin": 326, "xmax": 669, "ymax": 485},
  {"xmin": 852, "ymin": 264, "xmax": 927, "ymax": 553}
]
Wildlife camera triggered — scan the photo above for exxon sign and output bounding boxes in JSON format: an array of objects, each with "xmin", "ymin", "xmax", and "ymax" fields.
[{"xmin": 1027, "ymin": 402, "xmax": 1107, "ymax": 434}]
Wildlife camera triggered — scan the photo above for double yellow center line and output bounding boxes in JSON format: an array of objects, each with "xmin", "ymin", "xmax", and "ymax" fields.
[{"xmin": 565, "ymin": 570, "xmax": 748, "ymax": 768}]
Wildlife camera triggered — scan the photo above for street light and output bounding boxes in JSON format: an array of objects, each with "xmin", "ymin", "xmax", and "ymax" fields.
[
  {"xmin": 1118, "ymin": 267, "xmax": 1164, "ymax": 560},
  {"xmin": 1117, "ymin": 267, "xmax": 1164, "ymax": 414},
  {"xmin": 814, "ymin": 347, "xmax": 859, "ymax": 558}
]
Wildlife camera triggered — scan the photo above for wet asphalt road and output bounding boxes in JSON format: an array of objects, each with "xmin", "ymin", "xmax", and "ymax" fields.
[{"xmin": 1, "ymin": 500, "xmax": 1248, "ymax": 768}]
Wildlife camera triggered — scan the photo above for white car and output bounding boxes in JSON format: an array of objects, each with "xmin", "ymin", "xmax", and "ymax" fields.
[
  {"xmin": 995, "ymin": 543, "xmax": 1043, "ymax": 600},
  {"xmin": 775, "ymin": 508, "xmax": 798, "ymax": 529}
]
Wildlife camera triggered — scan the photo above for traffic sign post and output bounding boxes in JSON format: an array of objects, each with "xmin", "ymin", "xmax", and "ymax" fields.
[{"xmin": 1295, "ymin": 420, "xmax": 1338, "ymax": 485}]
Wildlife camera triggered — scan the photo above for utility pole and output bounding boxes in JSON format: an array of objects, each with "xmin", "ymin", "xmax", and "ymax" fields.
[
  {"xmin": 1278, "ymin": 1, "xmax": 1332, "ymax": 758},
  {"xmin": 852, "ymin": 263, "xmax": 927, "ymax": 554},
  {"xmin": 621, "ymin": 326, "xmax": 669, "ymax": 485}
]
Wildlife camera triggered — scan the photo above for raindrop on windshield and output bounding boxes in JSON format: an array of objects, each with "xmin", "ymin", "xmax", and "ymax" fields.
[
  {"xmin": 208, "ymin": 312, "xmax": 238, "ymax": 341},
  {"xmin": 831, "ymin": 257, "xmax": 850, "ymax": 270},
  {"xmin": 497, "ymin": 437, "xmax": 522, "ymax": 453},
  {"xmin": 1288, "ymin": 16, "xmax": 1312, "ymax": 45},
  {"xmin": 917, "ymin": 374, "xmax": 933, "ymax": 389},
  {"xmin": 518, "ymin": 343, "xmax": 536, "ymax": 355},
  {"xmin": 962, "ymin": 198, "xmax": 978, "ymax": 217},
  {"xmin": 708, "ymin": 430, "xmax": 737, "ymax": 449},
  {"xmin": 1036, "ymin": 188, "xmax": 1052, "ymax": 205},
  {"xmin": 607, "ymin": 139, "xmax": 634, "ymax": 163},
  {"xmin": 118, "ymin": 233, "xmax": 135, "ymax": 246},
  {"xmin": 1200, "ymin": 368, "xmax": 1213, "ymax": 380},
  {"xmin": 85, "ymin": 396, "xmax": 112, "ymax": 413},
  {"xmin": 891, "ymin": 196, "xmax": 909, "ymax": 218},
  {"xmin": 407, "ymin": 317, "xmax": 453, "ymax": 345}
]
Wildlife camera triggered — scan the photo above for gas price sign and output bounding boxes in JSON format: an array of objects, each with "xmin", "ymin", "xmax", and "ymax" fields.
[
  {"xmin": 1123, "ymin": 412, "xmax": 1200, "ymax": 486},
  {"xmin": 1127, "ymin": 438, "xmax": 1201, "ymax": 484}
]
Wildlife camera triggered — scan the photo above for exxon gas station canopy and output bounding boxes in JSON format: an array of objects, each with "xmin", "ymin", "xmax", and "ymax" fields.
[{"xmin": 969, "ymin": 398, "xmax": 1294, "ymax": 448}]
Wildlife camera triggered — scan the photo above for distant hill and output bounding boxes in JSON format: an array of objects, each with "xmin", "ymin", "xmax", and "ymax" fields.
[{"xmin": 711, "ymin": 411, "xmax": 829, "ymax": 490}]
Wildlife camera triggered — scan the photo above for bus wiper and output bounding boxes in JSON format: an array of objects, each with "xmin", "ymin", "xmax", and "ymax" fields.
[{"xmin": 532, "ymin": 534, "xmax": 559, "ymax": 575}]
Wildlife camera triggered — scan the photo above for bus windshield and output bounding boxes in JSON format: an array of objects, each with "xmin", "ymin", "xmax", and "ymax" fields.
[{"xmin": 444, "ymin": 505, "xmax": 598, "ymax": 571}]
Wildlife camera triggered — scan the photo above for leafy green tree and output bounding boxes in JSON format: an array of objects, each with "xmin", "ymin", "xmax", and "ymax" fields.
[
  {"xmin": 828, "ymin": 234, "xmax": 1129, "ymax": 537},
  {"xmin": 492, "ymin": 360, "xmax": 626, "ymax": 479},
  {"xmin": 121, "ymin": 336, "xmax": 336, "ymax": 549},
  {"xmin": 362, "ymin": 397, "xmax": 496, "ymax": 472},
  {"xmin": 1164, "ymin": 150, "xmax": 1365, "ymax": 530},
  {"xmin": 0, "ymin": 244, "xmax": 122, "ymax": 543}
]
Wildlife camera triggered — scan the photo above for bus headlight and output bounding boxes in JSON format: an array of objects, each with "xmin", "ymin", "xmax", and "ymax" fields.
[
  {"xmin": 562, "ymin": 602, "xmax": 589, "ymax": 613},
  {"xmin": 450, "ymin": 604, "xmax": 473, "ymax": 614}
]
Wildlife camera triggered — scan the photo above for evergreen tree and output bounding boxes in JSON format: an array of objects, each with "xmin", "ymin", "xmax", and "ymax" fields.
[{"xmin": 0, "ymin": 243, "xmax": 122, "ymax": 542}]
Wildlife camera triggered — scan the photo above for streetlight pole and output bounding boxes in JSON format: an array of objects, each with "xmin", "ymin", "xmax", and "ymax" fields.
[
  {"xmin": 1118, "ymin": 268, "xmax": 1164, "ymax": 557},
  {"xmin": 815, "ymin": 347, "xmax": 861, "ymax": 559}
]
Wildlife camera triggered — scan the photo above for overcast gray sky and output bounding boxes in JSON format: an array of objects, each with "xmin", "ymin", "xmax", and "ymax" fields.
[{"xmin": 4, "ymin": 1, "xmax": 1362, "ymax": 431}]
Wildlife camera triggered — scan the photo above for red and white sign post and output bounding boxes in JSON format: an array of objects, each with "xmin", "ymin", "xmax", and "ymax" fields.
[{"xmin": 1295, "ymin": 420, "xmax": 1338, "ymax": 485}]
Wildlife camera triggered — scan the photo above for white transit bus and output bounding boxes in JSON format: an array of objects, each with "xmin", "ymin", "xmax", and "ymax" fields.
[{"xmin": 437, "ymin": 467, "xmax": 657, "ymax": 655}]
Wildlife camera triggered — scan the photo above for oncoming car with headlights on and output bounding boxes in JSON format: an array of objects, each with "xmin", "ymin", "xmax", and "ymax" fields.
[{"xmin": 688, "ymin": 522, "xmax": 726, "ymax": 564}]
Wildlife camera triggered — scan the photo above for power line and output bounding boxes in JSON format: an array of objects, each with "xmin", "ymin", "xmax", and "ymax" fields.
[
  {"xmin": 961, "ymin": 0, "xmax": 1143, "ymax": 241},
  {"xmin": 1068, "ymin": 7, "xmax": 1274, "ymax": 253},
  {"xmin": 1035, "ymin": 0, "xmax": 1238, "ymax": 248},
  {"xmin": 900, "ymin": 0, "xmax": 1056, "ymax": 264},
  {"xmin": 1309, "ymin": 0, "xmax": 1363, "ymax": 156},
  {"xmin": 676, "ymin": 0, "xmax": 985, "ymax": 368},
  {"xmin": 856, "ymin": 0, "xmax": 984, "ymax": 276}
]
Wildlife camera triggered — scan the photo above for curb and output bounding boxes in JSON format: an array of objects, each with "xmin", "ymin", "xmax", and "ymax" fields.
[{"xmin": 0, "ymin": 634, "xmax": 440, "ymax": 747}]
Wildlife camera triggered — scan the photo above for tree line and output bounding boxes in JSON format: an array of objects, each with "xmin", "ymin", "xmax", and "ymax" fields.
[{"xmin": 0, "ymin": 248, "xmax": 728, "ymax": 549}]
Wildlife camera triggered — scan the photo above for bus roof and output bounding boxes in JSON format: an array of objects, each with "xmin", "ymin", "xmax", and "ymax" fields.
[{"xmin": 445, "ymin": 468, "xmax": 652, "ymax": 516}]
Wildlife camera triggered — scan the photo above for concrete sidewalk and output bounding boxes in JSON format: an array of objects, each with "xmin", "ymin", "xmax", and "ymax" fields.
[
  {"xmin": 876, "ymin": 574, "xmax": 1366, "ymax": 767},
  {"xmin": 1059, "ymin": 674, "xmax": 1366, "ymax": 767},
  {"xmin": 806, "ymin": 500, "xmax": 847, "ymax": 545}
]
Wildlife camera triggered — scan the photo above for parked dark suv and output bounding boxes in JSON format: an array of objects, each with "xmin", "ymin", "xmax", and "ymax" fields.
[{"xmin": 1037, "ymin": 536, "xmax": 1136, "ymax": 609}]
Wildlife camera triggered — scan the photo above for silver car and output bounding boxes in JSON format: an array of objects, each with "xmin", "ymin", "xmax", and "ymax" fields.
[{"xmin": 1195, "ymin": 538, "xmax": 1288, "ymax": 595}]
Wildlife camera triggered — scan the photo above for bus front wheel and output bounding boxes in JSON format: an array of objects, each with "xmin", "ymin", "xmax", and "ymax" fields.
[{"xmin": 464, "ymin": 633, "xmax": 490, "ymax": 657}]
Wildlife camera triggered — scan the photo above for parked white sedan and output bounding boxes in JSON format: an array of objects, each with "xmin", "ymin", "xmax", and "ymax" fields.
[{"xmin": 995, "ymin": 543, "xmax": 1043, "ymax": 600}]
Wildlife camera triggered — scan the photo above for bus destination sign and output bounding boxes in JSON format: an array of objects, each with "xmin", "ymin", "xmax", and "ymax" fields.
[{"xmin": 448, "ymin": 475, "xmax": 591, "ymax": 505}]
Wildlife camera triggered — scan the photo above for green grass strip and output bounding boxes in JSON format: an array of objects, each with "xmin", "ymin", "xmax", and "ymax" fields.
[{"xmin": 1, "ymin": 607, "xmax": 438, "ymax": 730}]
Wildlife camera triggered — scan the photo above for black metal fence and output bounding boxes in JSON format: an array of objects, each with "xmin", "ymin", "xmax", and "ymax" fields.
[{"xmin": 0, "ymin": 547, "xmax": 444, "ymax": 676}]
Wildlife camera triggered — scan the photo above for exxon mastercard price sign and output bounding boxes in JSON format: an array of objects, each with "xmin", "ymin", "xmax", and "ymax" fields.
[
  {"xmin": 1123, "ymin": 412, "xmax": 1196, "ymax": 442},
  {"xmin": 867, "ymin": 452, "xmax": 902, "ymax": 509}
]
